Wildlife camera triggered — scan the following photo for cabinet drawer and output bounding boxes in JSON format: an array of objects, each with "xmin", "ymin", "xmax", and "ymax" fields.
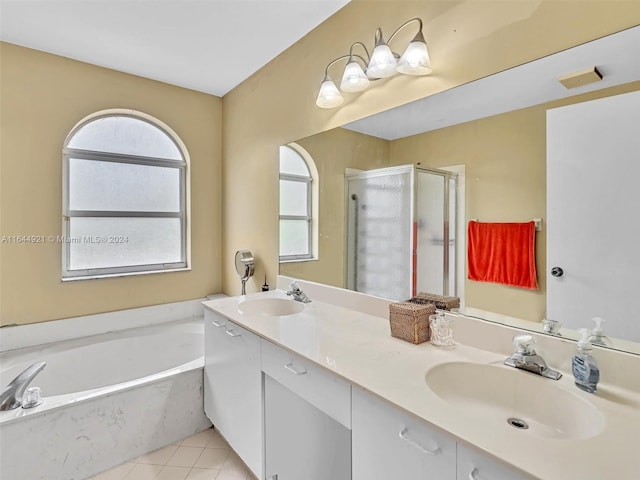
[
  {"xmin": 261, "ymin": 339, "xmax": 351, "ymax": 429},
  {"xmin": 457, "ymin": 444, "xmax": 529, "ymax": 480},
  {"xmin": 352, "ymin": 386, "xmax": 456, "ymax": 480}
]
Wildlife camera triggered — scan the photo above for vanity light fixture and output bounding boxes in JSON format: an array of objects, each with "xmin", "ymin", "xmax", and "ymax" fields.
[{"xmin": 315, "ymin": 17, "xmax": 432, "ymax": 109}]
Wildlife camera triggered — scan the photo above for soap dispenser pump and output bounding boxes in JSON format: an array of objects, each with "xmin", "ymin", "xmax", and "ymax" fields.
[
  {"xmin": 572, "ymin": 328, "xmax": 600, "ymax": 393},
  {"xmin": 588, "ymin": 317, "xmax": 612, "ymax": 347}
]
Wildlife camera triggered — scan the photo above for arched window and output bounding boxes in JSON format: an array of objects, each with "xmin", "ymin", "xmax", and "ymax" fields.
[
  {"xmin": 62, "ymin": 112, "xmax": 188, "ymax": 279},
  {"xmin": 279, "ymin": 144, "xmax": 318, "ymax": 261}
]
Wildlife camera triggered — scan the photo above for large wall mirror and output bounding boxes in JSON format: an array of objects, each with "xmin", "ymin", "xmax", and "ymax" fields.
[{"xmin": 279, "ymin": 26, "xmax": 640, "ymax": 355}]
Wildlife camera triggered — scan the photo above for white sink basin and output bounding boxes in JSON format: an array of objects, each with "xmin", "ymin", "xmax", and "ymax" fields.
[
  {"xmin": 426, "ymin": 362, "xmax": 604, "ymax": 440},
  {"xmin": 237, "ymin": 298, "xmax": 304, "ymax": 316}
]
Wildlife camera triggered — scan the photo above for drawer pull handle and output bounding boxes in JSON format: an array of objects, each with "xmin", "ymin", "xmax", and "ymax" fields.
[
  {"xmin": 225, "ymin": 329, "xmax": 241, "ymax": 337},
  {"xmin": 398, "ymin": 428, "xmax": 440, "ymax": 456},
  {"xmin": 284, "ymin": 363, "xmax": 307, "ymax": 375},
  {"xmin": 211, "ymin": 320, "xmax": 226, "ymax": 327},
  {"xmin": 469, "ymin": 468, "xmax": 485, "ymax": 480}
]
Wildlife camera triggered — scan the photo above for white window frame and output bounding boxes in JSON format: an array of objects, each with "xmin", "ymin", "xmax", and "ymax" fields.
[
  {"xmin": 61, "ymin": 111, "xmax": 189, "ymax": 280},
  {"xmin": 279, "ymin": 143, "xmax": 318, "ymax": 262}
]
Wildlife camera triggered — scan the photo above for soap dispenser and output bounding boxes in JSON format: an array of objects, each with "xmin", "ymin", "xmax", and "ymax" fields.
[
  {"xmin": 588, "ymin": 317, "xmax": 613, "ymax": 347},
  {"xmin": 572, "ymin": 328, "xmax": 600, "ymax": 393}
]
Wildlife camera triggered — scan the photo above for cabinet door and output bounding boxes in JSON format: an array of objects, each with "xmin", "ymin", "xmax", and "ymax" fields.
[
  {"xmin": 264, "ymin": 374, "xmax": 351, "ymax": 480},
  {"xmin": 352, "ymin": 387, "xmax": 456, "ymax": 480},
  {"xmin": 457, "ymin": 444, "xmax": 529, "ymax": 480},
  {"xmin": 204, "ymin": 310, "xmax": 262, "ymax": 478}
]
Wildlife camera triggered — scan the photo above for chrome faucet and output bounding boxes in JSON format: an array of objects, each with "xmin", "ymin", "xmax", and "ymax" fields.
[
  {"xmin": 286, "ymin": 282, "xmax": 311, "ymax": 303},
  {"xmin": 542, "ymin": 319, "xmax": 562, "ymax": 336},
  {"xmin": 0, "ymin": 361, "xmax": 46, "ymax": 410},
  {"xmin": 504, "ymin": 334, "xmax": 562, "ymax": 380}
]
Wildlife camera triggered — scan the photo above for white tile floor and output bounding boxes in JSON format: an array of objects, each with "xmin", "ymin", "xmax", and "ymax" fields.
[{"xmin": 88, "ymin": 428, "xmax": 257, "ymax": 480}]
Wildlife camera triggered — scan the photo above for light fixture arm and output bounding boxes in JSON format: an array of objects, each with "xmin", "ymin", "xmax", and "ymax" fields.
[
  {"xmin": 323, "ymin": 53, "xmax": 368, "ymax": 77},
  {"xmin": 388, "ymin": 17, "xmax": 423, "ymax": 45},
  {"xmin": 349, "ymin": 42, "xmax": 371, "ymax": 64}
]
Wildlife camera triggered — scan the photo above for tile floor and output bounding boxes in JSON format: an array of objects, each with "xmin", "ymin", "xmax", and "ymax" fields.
[{"xmin": 88, "ymin": 428, "xmax": 257, "ymax": 480}]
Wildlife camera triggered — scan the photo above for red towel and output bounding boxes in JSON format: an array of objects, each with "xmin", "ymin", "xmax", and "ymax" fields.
[{"xmin": 467, "ymin": 221, "xmax": 538, "ymax": 290}]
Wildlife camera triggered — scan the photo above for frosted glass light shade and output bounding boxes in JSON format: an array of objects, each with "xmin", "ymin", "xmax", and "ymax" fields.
[
  {"xmin": 316, "ymin": 77, "xmax": 344, "ymax": 108},
  {"xmin": 397, "ymin": 32, "xmax": 431, "ymax": 75},
  {"xmin": 367, "ymin": 43, "xmax": 397, "ymax": 79},
  {"xmin": 340, "ymin": 60, "xmax": 370, "ymax": 92}
]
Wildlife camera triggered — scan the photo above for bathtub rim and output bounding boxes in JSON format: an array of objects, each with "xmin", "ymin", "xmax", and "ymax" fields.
[
  {"xmin": 0, "ymin": 296, "xmax": 223, "ymax": 353},
  {"xmin": 0, "ymin": 352, "xmax": 204, "ymax": 427},
  {"xmin": 0, "ymin": 316, "xmax": 205, "ymax": 427}
]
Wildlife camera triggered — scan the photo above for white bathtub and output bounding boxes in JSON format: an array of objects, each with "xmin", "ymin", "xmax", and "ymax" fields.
[{"xmin": 0, "ymin": 316, "xmax": 211, "ymax": 480}]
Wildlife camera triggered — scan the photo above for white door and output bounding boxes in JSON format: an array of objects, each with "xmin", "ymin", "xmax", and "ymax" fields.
[{"xmin": 547, "ymin": 90, "xmax": 640, "ymax": 340}]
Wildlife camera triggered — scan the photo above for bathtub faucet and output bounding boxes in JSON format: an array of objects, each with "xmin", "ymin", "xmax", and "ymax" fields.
[{"xmin": 0, "ymin": 361, "xmax": 46, "ymax": 410}]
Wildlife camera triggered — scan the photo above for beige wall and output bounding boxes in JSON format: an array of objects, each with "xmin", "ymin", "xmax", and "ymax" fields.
[
  {"xmin": 0, "ymin": 43, "xmax": 222, "ymax": 325},
  {"xmin": 221, "ymin": 0, "xmax": 640, "ymax": 296},
  {"xmin": 280, "ymin": 128, "xmax": 389, "ymax": 286}
]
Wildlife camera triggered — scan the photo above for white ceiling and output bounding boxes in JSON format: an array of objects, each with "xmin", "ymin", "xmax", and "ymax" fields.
[
  {"xmin": 0, "ymin": 0, "xmax": 350, "ymax": 96},
  {"xmin": 344, "ymin": 26, "xmax": 640, "ymax": 140}
]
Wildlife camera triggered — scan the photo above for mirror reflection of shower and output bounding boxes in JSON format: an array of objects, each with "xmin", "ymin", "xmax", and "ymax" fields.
[{"xmin": 346, "ymin": 165, "xmax": 457, "ymax": 301}]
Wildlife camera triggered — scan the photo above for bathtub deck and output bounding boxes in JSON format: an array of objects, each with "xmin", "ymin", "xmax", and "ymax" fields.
[{"xmin": 89, "ymin": 428, "xmax": 257, "ymax": 480}]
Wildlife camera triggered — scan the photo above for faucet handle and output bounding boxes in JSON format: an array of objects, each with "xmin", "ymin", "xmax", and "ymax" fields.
[
  {"xmin": 287, "ymin": 281, "xmax": 300, "ymax": 292},
  {"xmin": 513, "ymin": 334, "xmax": 535, "ymax": 354}
]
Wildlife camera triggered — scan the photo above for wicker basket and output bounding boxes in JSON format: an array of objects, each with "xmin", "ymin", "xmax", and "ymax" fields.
[
  {"xmin": 412, "ymin": 292, "xmax": 461, "ymax": 311},
  {"xmin": 389, "ymin": 302, "xmax": 436, "ymax": 344}
]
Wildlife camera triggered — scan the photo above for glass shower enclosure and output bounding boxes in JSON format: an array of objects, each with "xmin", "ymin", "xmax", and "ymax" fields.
[{"xmin": 346, "ymin": 165, "xmax": 457, "ymax": 301}]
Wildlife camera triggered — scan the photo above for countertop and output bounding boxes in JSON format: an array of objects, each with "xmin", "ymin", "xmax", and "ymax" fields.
[{"xmin": 203, "ymin": 290, "xmax": 640, "ymax": 480}]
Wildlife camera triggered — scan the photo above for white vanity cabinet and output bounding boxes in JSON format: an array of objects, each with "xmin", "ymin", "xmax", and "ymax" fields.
[
  {"xmin": 203, "ymin": 297, "xmax": 540, "ymax": 480},
  {"xmin": 457, "ymin": 444, "xmax": 529, "ymax": 480},
  {"xmin": 262, "ymin": 340, "xmax": 352, "ymax": 480},
  {"xmin": 352, "ymin": 387, "xmax": 456, "ymax": 480},
  {"xmin": 203, "ymin": 310, "xmax": 262, "ymax": 478}
]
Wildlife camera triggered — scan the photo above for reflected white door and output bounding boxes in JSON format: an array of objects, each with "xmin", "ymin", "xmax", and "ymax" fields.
[{"xmin": 547, "ymin": 90, "xmax": 640, "ymax": 341}]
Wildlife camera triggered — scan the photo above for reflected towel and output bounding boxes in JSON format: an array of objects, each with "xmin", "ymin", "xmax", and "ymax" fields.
[{"xmin": 467, "ymin": 221, "xmax": 538, "ymax": 290}]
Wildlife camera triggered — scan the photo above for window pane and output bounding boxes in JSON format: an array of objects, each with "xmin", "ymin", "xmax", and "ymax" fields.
[
  {"xmin": 279, "ymin": 220, "xmax": 310, "ymax": 257},
  {"xmin": 279, "ymin": 146, "xmax": 310, "ymax": 176},
  {"xmin": 68, "ymin": 218, "xmax": 182, "ymax": 270},
  {"xmin": 279, "ymin": 179, "xmax": 309, "ymax": 216},
  {"xmin": 68, "ymin": 116, "xmax": 182, "ymax": 160},
  {"xmin": 69, "ymin": 159, "xmax": 180, "ymax": 212}
]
